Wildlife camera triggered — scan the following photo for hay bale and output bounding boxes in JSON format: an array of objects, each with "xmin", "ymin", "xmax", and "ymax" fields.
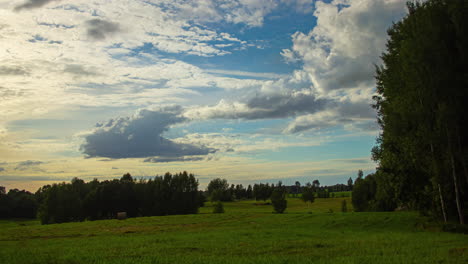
[
  {"xmin": 117, "ymin": 212, "xmax": 127, "ymax": 220},
  {"xmin": 395, "ymin": 205, "xmax": 409, "ymax": 211}
]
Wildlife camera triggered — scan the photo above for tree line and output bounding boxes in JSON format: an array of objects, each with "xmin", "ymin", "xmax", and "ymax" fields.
[
  {"xmin": 0, "ymin": 187, "xmax": 37, "ymax": 218},
  {"xmin": 202, "ymin": 178, "xmax": 291, "ymax": 213},
  {"xmin": 1, "ymin": 172, "xmax": 200, "ymax": 224},
  {"xmin": 206, "ymin": 178, "xmax": 350, "ymax": 213},
  {"xmin": 0, "ymin": 174, "xmax": 355, "ymax": 222},
  {"xmin": 206, "ymin": 178, "xmax": 253, "ymax": 201},
  {"xmin": 355, "ymin": 0, "xmax": 467, "ymax": 224},
  {"xmin": 205, "ymin": 178, "xmax": 278, "ymax": 202},
  {"xmin": 206, "ymin": 178, "xmax": 353, "ymax": 202}
]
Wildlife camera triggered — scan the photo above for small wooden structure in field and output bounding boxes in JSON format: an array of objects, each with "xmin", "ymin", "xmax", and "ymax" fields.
[{"xmin": 117, "ymin": 212, "xmax": 127, "ymax": 220}]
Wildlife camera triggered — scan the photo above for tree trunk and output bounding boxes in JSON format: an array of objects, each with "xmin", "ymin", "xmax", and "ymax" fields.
[
  {"xmin": 431, "ymin": 142, "xmax": 447, "ymax": 223},
  {"xmin": 438, "ymin": 184, "xmax": 447, "ymax": 223},
  {"xmin": 450, "ymin": 152, "xmax": 464, "ymax": 224},
  {"xmin": 446, "ymin": 125, "xmax": 464, "ymax": 224}
]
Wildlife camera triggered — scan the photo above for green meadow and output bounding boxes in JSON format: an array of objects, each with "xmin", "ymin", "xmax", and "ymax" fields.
[{"xmin": 0, "ymin": 197, "xmax": 466, "ymax": 264}]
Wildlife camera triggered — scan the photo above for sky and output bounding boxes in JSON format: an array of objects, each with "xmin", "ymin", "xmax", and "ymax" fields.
[{"xmin": 0, "ymin": 0, "xmax": 409, "ymax": 192}]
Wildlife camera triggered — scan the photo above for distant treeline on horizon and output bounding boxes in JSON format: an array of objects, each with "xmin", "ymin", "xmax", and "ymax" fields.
[{"xmin": 0, "ymin": 172, "xmax": 354, "ymax": 224}]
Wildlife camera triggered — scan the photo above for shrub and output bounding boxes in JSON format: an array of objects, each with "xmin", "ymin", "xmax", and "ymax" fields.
[
  {"xmin": 301, "ymin": 185, "xmax": 315, "ymax": 206},
  {"xmin": 271, "ymin": 189, "xmax": 287, "ymax": 214},
  {"xmin": 212, "ymin": 202, "xmax": 224, "ymax": 213}
]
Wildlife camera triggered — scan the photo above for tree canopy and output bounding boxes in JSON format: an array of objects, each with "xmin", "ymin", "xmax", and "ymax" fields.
[
  {"xmin": 37, "ymin": 172, "xmax": 200, "ymax": 224},
  {"xmin": 371, "ymin": 0, "xmax": 468, "ymax": 223}
]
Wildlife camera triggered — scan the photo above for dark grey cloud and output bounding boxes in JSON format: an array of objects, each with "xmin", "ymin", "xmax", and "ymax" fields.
[
  {"xmin": 0, "ymin": 66, "xmax": 29, "ymax": 76},
  {"xmin": 285, "ymin": 117, "xmax": 352, "ymax": 134},
  {"xmin": 337, "ymin": 100, "xmax": 376, "ymax": 119},
  {"xmin": 14, "ymin": 0, "xmax": 58, "ymax": 11},
  {"xmin": 143, "ymin": 156, "xmax": 206, "ymax": 163},
  {"xmin": 85, "ymin": 19, "xmax": 120, "ymax": 40},
  {"xmin": 191, "ymin": 92, "xmax": 331, "ymax": 121},
  {"xmin": 0, "ymin": 167, "xmax": 5, "ymax": 172},
  {"xmin": 245, "ymin": 93, "xmax": 330, "ymax": 119},
  {"xmin": 15, "ymin": 160, "xmax": 44, "ymax": 171},
  {"xmin": 283, "ymin": 98, "xmax": 378, "ymax": 133},
  {"xmin": 81, "ymin": 106, "xmax": 215, "ymax": 159},
  {"xmin": 187, "ymin": 87, "xmax": 378, "ymax": 134},
  {"xmin": 98, "ymin": 159, "xmax": 115, "ymax": 162}
]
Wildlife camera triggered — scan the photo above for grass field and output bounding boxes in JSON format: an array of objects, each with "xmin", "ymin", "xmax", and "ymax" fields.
[{"xmin": 0, "ymin": 197, "xmax": 467, "ymax": 264}]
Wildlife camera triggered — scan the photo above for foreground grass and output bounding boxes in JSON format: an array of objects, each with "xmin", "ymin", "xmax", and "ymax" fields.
[{"xmin": 0, "ymin": 198, "xmax": 466, "ymax": 264}]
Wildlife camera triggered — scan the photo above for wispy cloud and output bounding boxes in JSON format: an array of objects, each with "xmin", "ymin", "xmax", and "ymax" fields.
[
  {"xmin": 0, "ymin": 175, "xmax": 59, "ymax": 181},
  {"xmin": 204, "ymin": 69, "xmax": 287, "ymax": 79},
  {"xmin": 143, "ymin": 156, "xmax": 207, "ymax": 163},
  {"xmin": 0, "ymin": 66, "xmax": 30, "ymax": 76},
  {"xmin": 14, "ymin": 160, "xmax": 44, "ymax": 171}
]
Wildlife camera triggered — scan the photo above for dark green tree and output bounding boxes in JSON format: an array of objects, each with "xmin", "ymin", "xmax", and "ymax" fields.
[
  {"xmin": 0, "ymin": 186, "xmax": 9, "ymax": 218},
  {"xmin": 271, "ymin": 188, "xmax": 287, "ymax": 213},
  {"xmin": 351, "ymin": 173, "xmax": 377, "ymax": 212},
  {"xmin": 253, "ymin": 183, "xmax": 272, "ymax": 201},
  {"xmin": 373, "ymin": 0, "xmax": 468, "ymax": 223},
  {"xmin": 246, "ymin": 185, "xmax": 253, "ymax": 199},
  {"xmin": 198, "ymin": 191, "xmax": 206, "ymax": 207},
  {"xmin": 347, "ymin": 177, "xmax": 353, "ymax": 191},
  {"xmin": 0, "ymin": 189, "xmax": 37, "ymax": 218},
  {"xmin": 212, "ymin": 201, "xmax": 224, "ymax": 213},
  {"xmin": 207, "ymin": 178, "xmax": 231, "ymax": 201},
  {"xmin": 301, "ymin": 183, "xmax": 315, "ymax": 208},
  {"xmin": 37, "ymin": 172, "xmax": 200, "ymax": 224}
]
